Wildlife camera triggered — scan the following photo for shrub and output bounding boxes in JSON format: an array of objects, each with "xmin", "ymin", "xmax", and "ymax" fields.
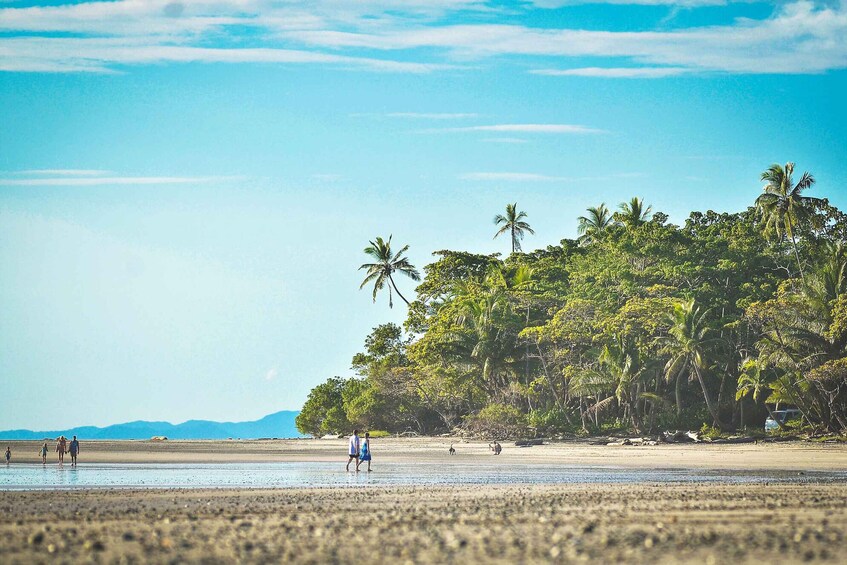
[{"xmin": 463, "ymin": 403, "xmax": 528, "ymax": 439}]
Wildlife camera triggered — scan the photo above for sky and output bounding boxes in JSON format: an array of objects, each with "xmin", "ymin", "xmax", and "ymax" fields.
[{"xmin": 0, "ymin": 0, "xmax": 845, "ymax": 430}]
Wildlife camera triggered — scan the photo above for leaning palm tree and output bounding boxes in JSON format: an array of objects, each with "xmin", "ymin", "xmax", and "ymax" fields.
[
  {"xmin": 756, "ymin": 162, "xmax": 821, "ymax": 285},
  {"xmin": 493, "ymin": 203, "xmax": 535, "ymax": 254},
  {"xmin": 618, "ymin": 197, "xmax": 652, "ymax": 227},
  {"xmin": 359, "ymin": 235, "xmax": 421, "ymax": 308},
  {"xmin": 577, "ymin": 203, "xmax": 613, "ymax": 244},
  {"xmin": 662, "ymin": 299, "xmax": 725, "ymax": 429}
]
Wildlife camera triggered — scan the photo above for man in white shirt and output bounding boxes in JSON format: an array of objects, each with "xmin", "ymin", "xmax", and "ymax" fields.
[{"xmin": 346, "ymin": 429, "xmax": 361, "ymax": 472}]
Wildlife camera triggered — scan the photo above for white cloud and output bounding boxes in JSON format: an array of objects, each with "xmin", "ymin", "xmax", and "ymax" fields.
[
  {"xmin": 265, "ymin": 368, "xmax": 278, "ymax": 381},
  {"xmin": 386, "ymin": 112, "xmax": 479, "ymax": 119},
  {"xmin": 0, "ymin": 175, "xmax": 225, "ymax": 186},
  {"xmin": 460, "ymin": 172, "xmax": 565, "ymax": 181},
  {"xmin": 482, "ymin": 137, "xmax": 529, "ymax": 143},
  {"xmin": 438, "ymin": 124, "xmax": 605, "ymax": 133},
  {"xmin": 15, "ymin": 169, "xmax": 111, "ymax": 176},
  {"xmin": 1, "ymin": 1, "xmax": 845, "ymax": 75},
  {"xmin": 532, "ymin": 66, "xmax": 693, "ymax": 78}
]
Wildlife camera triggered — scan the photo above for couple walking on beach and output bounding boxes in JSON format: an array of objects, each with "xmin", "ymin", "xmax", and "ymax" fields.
[
  {"xmin": 55, "ymin": 435, "xmax": 80, "ymax": 466},
  {"xmin": 346, "ymin": 430, "xmax": 372, "ymax": 472}
]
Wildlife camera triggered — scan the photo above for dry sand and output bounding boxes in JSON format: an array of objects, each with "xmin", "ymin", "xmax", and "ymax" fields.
[
  {"xmin": 3, "ymin": 436, "xmax": 847, "ymax": 469},
  {"xmin": 2, "ymin": 483, "xmax": 846, "ymax": 564},
  {"xmin": 2, "ymin": 439, "xmax": 847, "ymax": 563}
]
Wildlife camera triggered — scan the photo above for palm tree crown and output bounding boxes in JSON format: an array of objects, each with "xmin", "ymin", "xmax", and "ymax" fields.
[
  {"xmin": 618, "ymin": 197, "xmax": 652, "ymax": 227},
  {"xmin": 756, "ymin": 162, "xmax": 821, "ymax": 284},
  {"xmin": 359, "ymin": 235, "xmax": 421, "ymax": 308},
  {"xmin": 493, "ymin": 203, "xmax": 535, "ymax": 254},
  {"xmin": 577, "ymin": 203, "xmax": 613, "ymax": 244}
]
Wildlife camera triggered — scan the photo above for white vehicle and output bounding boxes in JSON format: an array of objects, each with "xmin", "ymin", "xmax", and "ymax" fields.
[{"xmin": 764, "ymin": 409, "xmax": 802, "ymax": 432}]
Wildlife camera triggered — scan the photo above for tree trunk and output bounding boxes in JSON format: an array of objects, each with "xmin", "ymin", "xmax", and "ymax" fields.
[
  {"xmin": 387, "ymin": 273, "xmax": 412, "ymax": 306},
  {"xmin": 694, "ymin": 364, "xmax": 725, "ymax": 429},
  {"xmin": 787, "ymin": 216, "xmax": 806, "ymax": 285}
]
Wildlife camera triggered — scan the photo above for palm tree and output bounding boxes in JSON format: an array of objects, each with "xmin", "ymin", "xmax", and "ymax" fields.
[
  {"xmin": 736, "ymin": 358, "xmax": 781, "ymax": 430},
  {"xmin": 756, "ymin": 162, "xmax": 821, "ymax": 285},
  {"xmin": 359, "ymin": 235, "xmax": 421, "ymax": 308},
  {"xmin": 494, "ymin": 203, "xmax": 535, "ymax": 254},
  {"xmin": 618, "ymin": 197, "xmax": 652, "ymax": 227},
  {"xmin": 662, "ymin": 299, "xmax": 725, "ymax": 429},
  {"xmin": 577, "ymin": 203, "xmax": 613, "ymax": 244}
]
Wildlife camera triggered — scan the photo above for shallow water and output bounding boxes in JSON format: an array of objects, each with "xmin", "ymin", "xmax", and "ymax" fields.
[{"xmin": 2, "ymin": 462, "xmax": 846, "ymax": 490}]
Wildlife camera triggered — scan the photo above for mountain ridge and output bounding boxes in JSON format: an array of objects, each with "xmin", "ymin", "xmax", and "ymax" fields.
[{"xmin": 0, "ymin": 410, "xmax": 302, "ymax": 440}]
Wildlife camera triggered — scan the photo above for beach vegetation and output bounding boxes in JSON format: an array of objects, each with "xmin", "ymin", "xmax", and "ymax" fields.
[{"xmin": 298, "ymin": 163, "xmax": 847, "ymax": 438}]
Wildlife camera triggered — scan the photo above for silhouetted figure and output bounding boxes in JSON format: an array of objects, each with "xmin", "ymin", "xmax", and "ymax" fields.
[{"xmin": 449, "ymin": 444, "xmax": 456, "ymax": 455}]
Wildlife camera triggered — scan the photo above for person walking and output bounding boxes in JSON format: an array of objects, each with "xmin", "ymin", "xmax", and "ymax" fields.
[
  {"xmin": 356, "ymin": 432, "xmax": 372, "ymax": 472},
  {"xmin": 39, "ymin": 443, "xmax": 48, "ymax": 465},
  {"xmin": 69, "ymin": 436, "xmax": 80, "ymax": 466},
  {"xmin": 346, "ymin": 430, "xmax": 361, "ymax": 472},
  {"xmin": 4, "ymin": 446, "xmax": 10, "ymax": 465},
  {"xmin": 56, "ymin": 436, "xmax": 66, "ymax": 464}
]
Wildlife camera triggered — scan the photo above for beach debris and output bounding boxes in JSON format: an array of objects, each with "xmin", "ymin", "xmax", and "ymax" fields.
[
  {"xmin": 514, "ymin": 439, "xmax": 544, "ymax": 447},
  {"xmin": 659, "ymin": 430, "xmax": 701, "ymax": 443},
  {"xmin": 320, "ymin": 434, "xmax": 343, "ymax": 439}
]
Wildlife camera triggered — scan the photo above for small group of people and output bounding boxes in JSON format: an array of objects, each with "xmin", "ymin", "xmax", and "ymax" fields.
[
  {"xmin": 54, "ymin": 435, "xmax": 81, "ymax": 466},
  {"xmin": 345, "ymin": 430, "xmax": 373, "ymax": 472},
  {"xmin": 489, "ymin": 441, "xmax": 502, "ymax": 455},
  {"xmin": 3, "ymin": 436, "xmax": 80, "ymax": 466}
]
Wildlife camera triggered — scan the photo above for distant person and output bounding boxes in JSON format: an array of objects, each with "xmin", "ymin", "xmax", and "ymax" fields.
[
  {"xmin": 69, "ymin": 436, "xmax": 80, "ymax": 466},
  {"xmin": 56, "ymin": 436, "xmax": 67, "ymax": 463},
  {"xmin": 449, "ymin": 444, "xmax": 455, "ymax": 455},
  {"xmin": 40, "ymin": 443, "xmax": 48, "ymax": 465},
  {"xmin": 4, "ymin": 446, "xmax": 10, "ymax": 465},
  {"xmin": 346, "ymin": 430, "xmax": 361, "ymax": 472},
  {"xmin": 357, "ymin": 432, "xmax": 372, "ymax": 472},
  {"xmin": 493, "ymin": 441, "xmax": 502, "ymax": 455}
]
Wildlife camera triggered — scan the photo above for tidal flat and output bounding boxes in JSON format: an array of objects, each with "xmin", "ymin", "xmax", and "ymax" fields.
[{"xmin": 1, "ymin": 483, "xmax": 846, "ymax": 564}]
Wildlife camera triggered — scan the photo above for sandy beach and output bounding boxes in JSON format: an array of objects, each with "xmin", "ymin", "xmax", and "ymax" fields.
[
  {"xmin": 1, "ymin": 439, "xmax": 846, "ymax": 563},
  {"xmin": 2, "ymin": 482, "xmax": 846, "ymax": 564},
  {"xmin": 3, "ymin": 436, "xmax": 847, "ymax": 470}
]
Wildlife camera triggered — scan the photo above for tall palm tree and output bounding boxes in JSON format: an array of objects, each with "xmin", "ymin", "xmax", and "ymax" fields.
[
  {"xmin": 577, "ymin": 203, "xmax": 613, "ymax": 244},
  {"xmin": 359, "ymin": 235, "xmax": 421, "ymax": 308},
  {"xmin": 662, "ymin": 299, "xmax": 725, "ymax": 429},
  {"xmin": 493, "ymin": 203, "xmax": 535, "ymax": 254},
  {"xmin": 756, "ymin": 162, "xmax": 821, "ymax": 285},
  {"xmin": 618, "ymin": 197, "xmax": 652, "ymax": 227}
]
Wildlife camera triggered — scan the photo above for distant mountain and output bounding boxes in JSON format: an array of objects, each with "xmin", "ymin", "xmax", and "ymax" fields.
[{"xmin": 0, "ymin": 410, "xmax": 302, "ymax": 440}]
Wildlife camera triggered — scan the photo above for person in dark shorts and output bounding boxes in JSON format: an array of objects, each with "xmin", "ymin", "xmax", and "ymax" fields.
[
  {"xmin": 356, "ymin": 432, "xmax": 372, "ymax": 472},
  {"xmin": 346, "ymin": 430, "xmax": 361, "ymax": 472},
  {"xmin": 69, "ymin": 436, "xmax": 80, "ymax": 466},
  {"xmin": 4, "ymin": 446, "xmax": 10, "ymax": 465},
  {"xmin": 40, "ymin": 443, "xmax": 48, "ymax": 465}
]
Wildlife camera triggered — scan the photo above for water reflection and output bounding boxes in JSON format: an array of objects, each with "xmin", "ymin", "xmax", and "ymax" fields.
[{"xmin": 1, "ymin": 462, "xmax": 845, "ymax": 491}]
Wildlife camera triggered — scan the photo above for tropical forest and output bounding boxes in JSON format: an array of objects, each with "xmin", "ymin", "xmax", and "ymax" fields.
[{"xmin": 296, "ymin": 163, "xmax": 847, "ymax": 439}]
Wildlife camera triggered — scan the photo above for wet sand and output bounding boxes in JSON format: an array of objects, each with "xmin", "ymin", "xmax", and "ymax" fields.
[
  {"xmin": 4, "ymin": 437, "xmax": 847, "ymax": 470},
  {"xmin": 2, "ymin": 483, "xmax": 846, "ymax": 564},
  {"xmin": 2, "ymin": 439, "xmax": 847, "ymax": 563}
]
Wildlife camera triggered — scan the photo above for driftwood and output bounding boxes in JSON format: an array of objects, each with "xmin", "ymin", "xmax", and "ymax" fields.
[
  {"xmin": 514, "ymin": 439, "xmax": 545, "ymax": 447},
  {"xmin": 659, "ymin": 430, "xmax": 701, "ymax": 443}
]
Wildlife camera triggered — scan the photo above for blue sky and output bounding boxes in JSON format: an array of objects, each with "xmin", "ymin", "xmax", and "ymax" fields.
[{"xmin": 1, "ymin": 0, "xmax": 845, "ymax": 430}]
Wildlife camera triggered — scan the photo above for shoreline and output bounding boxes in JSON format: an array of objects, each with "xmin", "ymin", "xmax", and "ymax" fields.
[{"xmin": 2, "ymin": 437, "xmax": 847, "ymax": 470}]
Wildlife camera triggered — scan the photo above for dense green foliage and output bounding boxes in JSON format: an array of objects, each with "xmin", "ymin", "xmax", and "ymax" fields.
[{"xmin": 299, "ymin": 163, "xmax": 847, "ymax": 438}]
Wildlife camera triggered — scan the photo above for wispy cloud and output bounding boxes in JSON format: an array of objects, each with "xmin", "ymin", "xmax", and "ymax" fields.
[
  {"xmin": 14, "ymin": 169, "xmax": 111, "ymax": 176},
  {"xmin": 461, "ymin": 171, "xmax": 644, "ymax": 182},
  {"xmin": 532, "ymin": 67, "xmax": 693, "ymax": 78},
  {"xmin": 386, "ymin": 112, "xmax": 479, "ymax": 119},
  {"xmin": 460, "ymin": 172, "xmax": 565, "ymax": 182},
  {"xmin": 265, "ymin": 368, "xmax": 278, "ymax": 382},
  {"xmin": 482, "ymin": 137, "xmax": 529, "ymax": 143},
  {"xmin": 436, "ymin": 124, "xmax": 605, "ymax": 134},
  {"xmin": 1, "ymin": 1, "xmax": 845, "ymax": 75},
  {"xmin": 0, "ymin": 175, "xmax": 228, "ymax": 186}
]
